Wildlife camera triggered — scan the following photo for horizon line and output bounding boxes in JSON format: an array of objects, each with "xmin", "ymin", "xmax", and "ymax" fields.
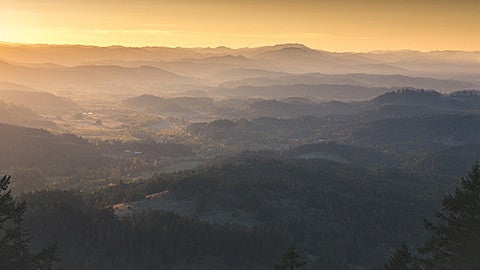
[{"xmin": 1, "ymin": 40, "xmax": 479, "ymax": 54}]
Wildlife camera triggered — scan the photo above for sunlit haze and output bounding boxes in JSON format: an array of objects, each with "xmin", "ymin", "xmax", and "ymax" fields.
[
  {"xmin": 2, "ymin": 1, "xmax": 480, "ymax": 270},
  {"xmin": 0, "ymin": 0, "xmax": 479, "ymax": 51}
]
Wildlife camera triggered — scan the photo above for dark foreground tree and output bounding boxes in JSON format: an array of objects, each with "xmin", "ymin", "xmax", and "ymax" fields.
[
  {"xmin": 420, "ymin": 163, "xmax": 480, "ymax": 269},
  {"xmin": 0, "ymin": 175, "xmax": 59, "ymax": 270},
  {"xmin": 274, "ymin": 245, "xmax": 306, "ymax": 270},
  {"xmin": 384, "ymin": 242, "xmax": 419, "ymax": 270}
]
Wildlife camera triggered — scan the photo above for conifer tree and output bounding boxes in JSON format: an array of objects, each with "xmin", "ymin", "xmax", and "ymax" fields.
[
  {"xmin": 274, "ymin": 245, "xmax": 306, "ymax": 270},
  {"xmin": 384, "ymin": 242, "xmax": 419, "ymax": 270},
  {"xmin": 420, "ymin": 163, "xmax": 480, "ymax": 269},
  {"xmin": 0, "ymin": 175, "xmax": 59, "ymax": 270}
]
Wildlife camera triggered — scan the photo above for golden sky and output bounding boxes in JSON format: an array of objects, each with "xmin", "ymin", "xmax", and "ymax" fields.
[{"xmin": 0, "ymin": 0, "xmax": 479, "ymax": 51}]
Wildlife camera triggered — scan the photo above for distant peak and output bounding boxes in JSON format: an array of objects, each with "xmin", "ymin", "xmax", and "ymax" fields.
[{"xmin": 271, "ymin": 43, "xmax": 311, "ymax": 50}]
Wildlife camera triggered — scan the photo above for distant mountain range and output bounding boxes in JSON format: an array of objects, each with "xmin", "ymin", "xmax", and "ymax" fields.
[{"xmin": 0, "ymin": 42, "xmax": 478, "ymax": 94}]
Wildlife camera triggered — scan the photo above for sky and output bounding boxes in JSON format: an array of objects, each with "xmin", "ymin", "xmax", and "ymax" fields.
[{"xmin": 0, "ymin": 0, "xmax": 479, "ymax": 52}]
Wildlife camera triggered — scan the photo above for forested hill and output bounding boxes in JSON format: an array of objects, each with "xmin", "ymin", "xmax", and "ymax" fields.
[
  {"xmin": 123, "ymin": 88, "xmax": 480, "ymax": 121},
  {"xmin": 186, "ymin": 113, "xmax": 480, "ymax": 178},
  {"xmin": 0, "ymin": 89, "xmax": 81, "ymax": 113},
  {"xmin": 0, "ymin": 123, "xmax": 106, "ymax": 173},
  {"xmin": 0, "ymin": 124, "xmax": 194, "ymax": 192},
  {"xmin": 285, "ymin": 142, "xmax": 400, "ymax": 167},
  {"xmin": 370, "ymin": 88, "xmax": 480, "ymax": 111},
  {"xmin": 188, "ymin": 113, "xmax": 480, "ymax": 150},
  {"xmin": 124, "ymin": 94, "xmax": 215, "ymax": 114},
  {"xmin": 349, "ymin": 114, "xmax": 480, "ymax": 147},
  {"xmin": 24, "ymin": 190, "xmax": 284, "ymax": 270},
  {"xmin": 212, "ymin": 83, "xmax": 390, "ymax": 100},
  {"xmin": 0, "ymin": 101, "xmax": 57, "ymax": 129},
  {"xmin": 37, "ymin": 154, "xmax": 452, "ymax": 269}
]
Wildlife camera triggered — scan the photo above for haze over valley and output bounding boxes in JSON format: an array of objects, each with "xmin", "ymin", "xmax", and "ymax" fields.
[{"xmin": 1, "ymin": 1, "xmax": 480, "ymax": 269}]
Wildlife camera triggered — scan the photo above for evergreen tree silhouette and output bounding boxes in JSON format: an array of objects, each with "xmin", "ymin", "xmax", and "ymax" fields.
[{"xmin": 0, "ymin": 175, "xmax": 59, "ymax": 270}]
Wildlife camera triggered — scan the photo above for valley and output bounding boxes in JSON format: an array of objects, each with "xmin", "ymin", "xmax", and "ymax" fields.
[{"xmin": 1, "ymin": 42, "xmax": 479, "ymax": 270}]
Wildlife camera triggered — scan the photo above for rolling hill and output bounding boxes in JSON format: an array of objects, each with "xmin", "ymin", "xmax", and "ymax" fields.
[
  {"xmin": 0, "ymin": 102, "xmax": 57, "ymax": 129},
  {"xmin": 0, "ymin": 59, "xmax": 201, "ymax": 92},
  {"xmin": 219, "ymin": 73, "xmax": 478, "ymax": 92}
]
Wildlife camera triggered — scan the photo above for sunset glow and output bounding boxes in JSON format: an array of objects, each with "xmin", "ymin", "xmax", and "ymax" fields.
[{"xmin": 1, "ymin": 0, "xmax": 479, "ymax": 51}]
